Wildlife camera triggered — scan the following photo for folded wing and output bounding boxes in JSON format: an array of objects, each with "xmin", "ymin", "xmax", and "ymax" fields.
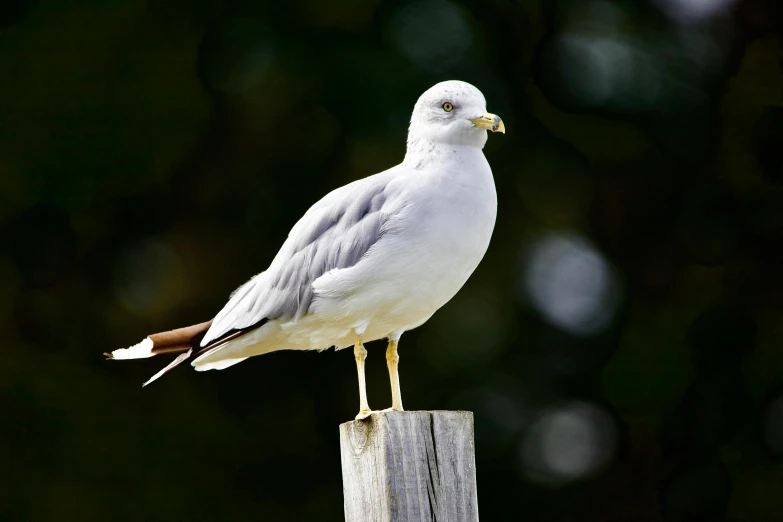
[
  {"xmin": 200, "ymin": 168, "xmax": 399, "ymax": 348},
  {"xmin": 109, "ymin": 167, "xmax": 402, "ymax": 385}
]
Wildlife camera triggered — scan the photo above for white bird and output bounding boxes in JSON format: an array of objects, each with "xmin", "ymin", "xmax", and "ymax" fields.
[{"xmin": 106, "ymin": 80, "xmax": 504, "ymax": 419}]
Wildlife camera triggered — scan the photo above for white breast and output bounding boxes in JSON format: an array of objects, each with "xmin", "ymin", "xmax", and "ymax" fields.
[{"xmin": 308, "ymin": 146, "xmax": 497, "ymax": 345}]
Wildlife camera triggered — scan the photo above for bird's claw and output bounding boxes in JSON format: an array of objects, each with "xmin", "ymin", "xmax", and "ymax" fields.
[
  {"xmin": 355, "ymin": 407, "xmax": 405, "ymax": 420},
  {"xmin": 355, "ymin": 409, "xmax": 374, "ymax": 420}
]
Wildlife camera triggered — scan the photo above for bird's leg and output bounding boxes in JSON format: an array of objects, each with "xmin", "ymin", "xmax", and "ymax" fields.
[
  {"xmin": 386, "ymin": 339, "xmax": 404, "ymax": 411},
  {"xmin": 354, "ymin": 336, "xmax": 372, "ymax": 420}
]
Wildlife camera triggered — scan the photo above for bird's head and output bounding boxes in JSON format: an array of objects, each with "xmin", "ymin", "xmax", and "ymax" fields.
[{"xmin": 408, "ymin": 80, "xmax": 505, "ymax": 150}]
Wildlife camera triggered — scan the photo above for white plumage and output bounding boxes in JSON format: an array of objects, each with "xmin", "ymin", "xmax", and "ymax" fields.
[{"xmin": 108, "ymin": 80, "xmax": 504, "ymax": 418}]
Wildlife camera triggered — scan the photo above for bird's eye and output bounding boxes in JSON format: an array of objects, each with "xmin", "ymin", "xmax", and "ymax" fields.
[{"xmin": 442, "ymin": 102, "xmax": 454, "ymax": 112}]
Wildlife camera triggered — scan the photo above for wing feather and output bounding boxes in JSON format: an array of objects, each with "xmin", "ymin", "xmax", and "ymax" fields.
[{"xmin": 200, "ymin": 168, "xmax": 400, "ymax": 346}]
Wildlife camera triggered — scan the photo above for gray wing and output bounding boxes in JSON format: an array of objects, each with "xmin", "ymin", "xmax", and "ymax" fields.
[{"xmin": 200, "ymin": 168, "xmax": 399, "ymax": 346}]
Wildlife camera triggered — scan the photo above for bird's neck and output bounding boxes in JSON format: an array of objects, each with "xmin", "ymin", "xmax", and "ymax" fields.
[{"xmin": 403, "ymin": 138, "xmax": 484, "ymax": 171}]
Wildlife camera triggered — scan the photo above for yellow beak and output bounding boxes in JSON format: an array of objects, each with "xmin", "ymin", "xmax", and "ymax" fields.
[{"xmin": 470, "ymin": 113, "xmax": 505, "ymax": 134}]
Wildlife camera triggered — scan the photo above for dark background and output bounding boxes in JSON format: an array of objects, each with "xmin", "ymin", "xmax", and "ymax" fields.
[{"xmin": 2, "ymin": 0, "xmax": 783, "ymax": 520}]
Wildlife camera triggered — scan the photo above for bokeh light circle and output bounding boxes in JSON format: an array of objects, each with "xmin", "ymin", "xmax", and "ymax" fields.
[
  {"xmin": 520, "ymin": 401, "xmax": 617, "ymax": 486},
  {"xmin": 386, "ymin": 0, "xmax": 473, "ymax": 74},
  {"xmin": 522, "ymin": 233, "xmax": 621, "ymax": 336}
]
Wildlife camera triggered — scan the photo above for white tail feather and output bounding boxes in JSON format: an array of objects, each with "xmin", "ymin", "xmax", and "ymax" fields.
[
  {"xmin": 109, "ymin": 338, "xmax": 154, "ymax": 360},
  {"xmin": 142, "ymin": 349, "xmax": 193, "ymax": 387},
  {"xmin": 192, "ymin": 357, "xmax": 249, "ymax": 372}
]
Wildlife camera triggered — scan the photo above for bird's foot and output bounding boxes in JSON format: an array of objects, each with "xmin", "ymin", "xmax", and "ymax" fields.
[
  {"xmin": 355, "ymin": 406, "xmax": 404, "ymax": 420},
  {"xmin": 355, "ymin": 409, "xmax": 375, "ymax": 420}
]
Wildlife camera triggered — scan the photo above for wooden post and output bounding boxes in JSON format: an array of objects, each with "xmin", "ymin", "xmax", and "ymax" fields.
[{"xmin": 339, "ymin": 410, "xmax": 479, "ymax": 522}]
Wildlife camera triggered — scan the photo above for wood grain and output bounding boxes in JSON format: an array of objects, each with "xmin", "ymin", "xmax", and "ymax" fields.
[{"xmin": 340, "ymin": 410, "xmax": 479, "ymax": 522}]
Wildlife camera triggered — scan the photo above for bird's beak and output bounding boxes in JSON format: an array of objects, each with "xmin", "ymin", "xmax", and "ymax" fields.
[{"xmin": 470, "ymin": 113, "xmax": 505, "ymax": 134}]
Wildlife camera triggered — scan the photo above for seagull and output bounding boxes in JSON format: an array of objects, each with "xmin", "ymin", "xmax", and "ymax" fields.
[{"xmin": 106, "ymin": 80, "xmax": 504, "ymax": 419}]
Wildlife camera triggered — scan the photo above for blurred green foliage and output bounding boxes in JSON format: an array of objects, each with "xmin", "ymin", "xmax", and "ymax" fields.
[{"xmin": 1, "ymin": 0, "xmax": 783, "ymax": 520}]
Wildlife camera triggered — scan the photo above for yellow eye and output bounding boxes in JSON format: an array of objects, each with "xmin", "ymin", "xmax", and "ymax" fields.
[{"xmin": 442, "ymin": 102, "xmax": 454, "ymax": 112}]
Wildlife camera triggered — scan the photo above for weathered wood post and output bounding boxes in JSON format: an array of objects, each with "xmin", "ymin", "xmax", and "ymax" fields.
[{"xmin": 339, "ymin": 410, "xmax": 479, "ymax": 522}]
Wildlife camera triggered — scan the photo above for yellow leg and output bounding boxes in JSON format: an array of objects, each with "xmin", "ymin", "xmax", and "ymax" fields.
[
  {"xmin": 386, "ymin": 340, "xmax": 404, "ymax": 411},
  {"xmin": 354, "ymin": 337, "xmax": 372, "ymax": 420}
]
